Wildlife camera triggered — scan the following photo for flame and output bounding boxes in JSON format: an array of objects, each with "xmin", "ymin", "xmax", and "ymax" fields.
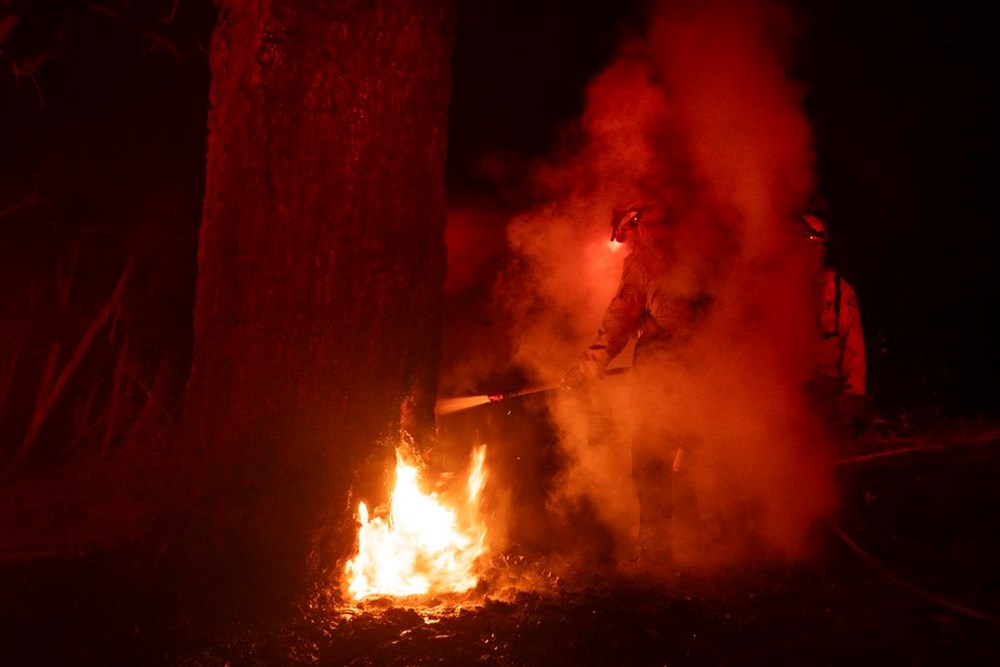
[{"xmin": 344, "ymin": 445, "xmax": 488, "ymax": 599}]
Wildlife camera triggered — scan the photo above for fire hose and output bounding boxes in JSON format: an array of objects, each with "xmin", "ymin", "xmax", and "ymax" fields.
[
  {"xmin": 829, "ymin": 435, "xmax": 1000, "ymax": 625},
  {"xmin": 828, "ymin": 519, "xmax": 1000, "ymax": 624}
]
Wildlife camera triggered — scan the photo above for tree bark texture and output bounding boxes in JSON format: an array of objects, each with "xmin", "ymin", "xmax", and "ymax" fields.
[{"xmin": 178, "ymin": 0, "xmax": 453, "ymax": 600}]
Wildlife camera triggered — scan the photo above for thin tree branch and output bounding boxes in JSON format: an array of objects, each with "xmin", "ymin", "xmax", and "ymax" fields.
[
  {"xmin": 101, "ymin": 332, "xmax": 129, "ymax": 455},
  {"xmin": 14, "ymin": 256, "xmax": 134, "ymax": 463},
  {"xmin": 0, "ymin": 191, "xmax": 39, "ymax": 219}
]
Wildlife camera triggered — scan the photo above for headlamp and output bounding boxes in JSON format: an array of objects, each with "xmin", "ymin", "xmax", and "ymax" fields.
[
  {"xmin": 800, "ymin": 214, "xmax": 828, "ymax": 244},
  {"xmin": 610, "ymin": 208, "xmax": 643, "ymax": 243}
]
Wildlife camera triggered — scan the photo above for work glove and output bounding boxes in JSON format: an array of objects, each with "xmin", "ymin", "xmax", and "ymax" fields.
[{"xmin": 560, "ymin": 359, "xmax": 603, "ymax": 390}]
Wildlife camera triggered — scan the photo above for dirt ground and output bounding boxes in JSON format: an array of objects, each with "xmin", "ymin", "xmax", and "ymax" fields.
[{"xmin": 2, "ymin": 421, "xmax": 999, "ymax": 666}]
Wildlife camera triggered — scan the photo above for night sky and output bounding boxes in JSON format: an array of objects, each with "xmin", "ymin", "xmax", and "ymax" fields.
[{"xmin": 1, "ymin": 0, "xmax": 996, "ymax": 425}]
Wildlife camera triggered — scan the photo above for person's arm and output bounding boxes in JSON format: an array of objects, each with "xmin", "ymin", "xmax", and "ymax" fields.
[
  {"xmin": 836, "ymin": 280, "xmax": 867, "ymax": 436},
  {"xmin": 564, "ymin": 256, "xmax": 645, "ymax": 386},
  {"xmin": 839, "ymin": 281, "xmax": 866, "ymax": 396}
]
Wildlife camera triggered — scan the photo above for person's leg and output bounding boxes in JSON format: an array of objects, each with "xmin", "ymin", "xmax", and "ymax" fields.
[{"xmin": 632, "ymin": 442, "xmax": 673, "ymax": 562}]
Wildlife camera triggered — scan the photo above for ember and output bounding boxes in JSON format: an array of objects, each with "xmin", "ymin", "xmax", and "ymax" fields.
[{"xmin": 344, "ymin": 445, "xmax": 488, "ymax": 599}]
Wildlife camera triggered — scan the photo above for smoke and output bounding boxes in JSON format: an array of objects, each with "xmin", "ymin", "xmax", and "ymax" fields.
[{"xmin": 443, "ymin": 0, "xmax": 837, "ymax": 576}]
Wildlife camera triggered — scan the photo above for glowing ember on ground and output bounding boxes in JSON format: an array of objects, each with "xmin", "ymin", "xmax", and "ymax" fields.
[{"xmin": 344, "ymin": 445, "xmax": 488, "ymax": 599}]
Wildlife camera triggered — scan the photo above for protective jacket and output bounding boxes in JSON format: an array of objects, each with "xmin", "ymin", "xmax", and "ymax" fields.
[
  {"xmin": 815, "ymin": 268, "xmax": 865, "ymax": 397},
  {"xmin": 579, "ymin": 243, "xmax": 712, "ymax": 377}
]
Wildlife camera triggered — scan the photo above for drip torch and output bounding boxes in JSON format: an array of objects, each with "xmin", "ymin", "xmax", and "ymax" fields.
[{"xmin": 435, "ymin": 367, "xmax": 630, "ymax": 416}]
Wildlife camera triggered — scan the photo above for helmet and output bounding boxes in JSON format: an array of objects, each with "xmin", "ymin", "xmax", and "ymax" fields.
[
  {"xmin": 800, "ymin": 214, "xmax": 828, "ymax": 244},
  {"xmin": 610, "ymin": 201, "xmax": 653, "ymax": 243}
]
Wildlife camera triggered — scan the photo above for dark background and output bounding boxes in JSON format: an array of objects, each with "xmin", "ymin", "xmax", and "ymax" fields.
[{"xmin": 1, "ymin": 0, "xmax": 996, "ymax": 447}]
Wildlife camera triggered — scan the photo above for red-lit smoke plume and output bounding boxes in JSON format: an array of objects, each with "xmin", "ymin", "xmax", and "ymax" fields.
[{"xmin": 443, "ymin": 0, "xmax": 835, "ymax": 575}]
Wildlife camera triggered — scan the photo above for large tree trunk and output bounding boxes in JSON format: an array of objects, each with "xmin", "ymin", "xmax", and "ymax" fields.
[{"xmin": 176, "ymin": 0, "xmax": 453, "ymax": 606}]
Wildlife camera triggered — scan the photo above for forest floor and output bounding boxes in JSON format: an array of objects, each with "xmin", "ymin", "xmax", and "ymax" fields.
[{"xmin": 2, "ymin": 417, "xmax": 999, "ymax": 666}]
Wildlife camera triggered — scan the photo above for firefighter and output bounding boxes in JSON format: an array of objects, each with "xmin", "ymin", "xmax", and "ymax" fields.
[
  {"xmin": 561, "ymin": 200, "xmax": 714, "ymax": 568},
  {"xmin": 801, "ymin": 212, "xmax": 867, "ymax": 439}
]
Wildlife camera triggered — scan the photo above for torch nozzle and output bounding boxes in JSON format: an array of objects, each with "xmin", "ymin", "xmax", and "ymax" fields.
[
  {"xmin": 436, "ymin": 368, "xmax": 630, "ymax": 416},
  {"xmin": 437, "ymin": 383, "xmax": 557, "ymax": 416}
]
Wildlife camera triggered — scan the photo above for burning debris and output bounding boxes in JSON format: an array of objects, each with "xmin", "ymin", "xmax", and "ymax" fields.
[{"xmin": 344, "ymin": 445, "xmax": 489, "ymax": 600}]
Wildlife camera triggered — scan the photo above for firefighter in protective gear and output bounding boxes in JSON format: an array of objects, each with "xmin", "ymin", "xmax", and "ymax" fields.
[
  {"xmin": 561, "ymin": 202, "xmax": 704, "ymax": 389},
  {"xmin": 801, "ymin": 213, "xmax": 867, "ymax": 438},
  {"xmin": 562, "ymin": 200, "xmax": 714, "ymax": 566}
]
